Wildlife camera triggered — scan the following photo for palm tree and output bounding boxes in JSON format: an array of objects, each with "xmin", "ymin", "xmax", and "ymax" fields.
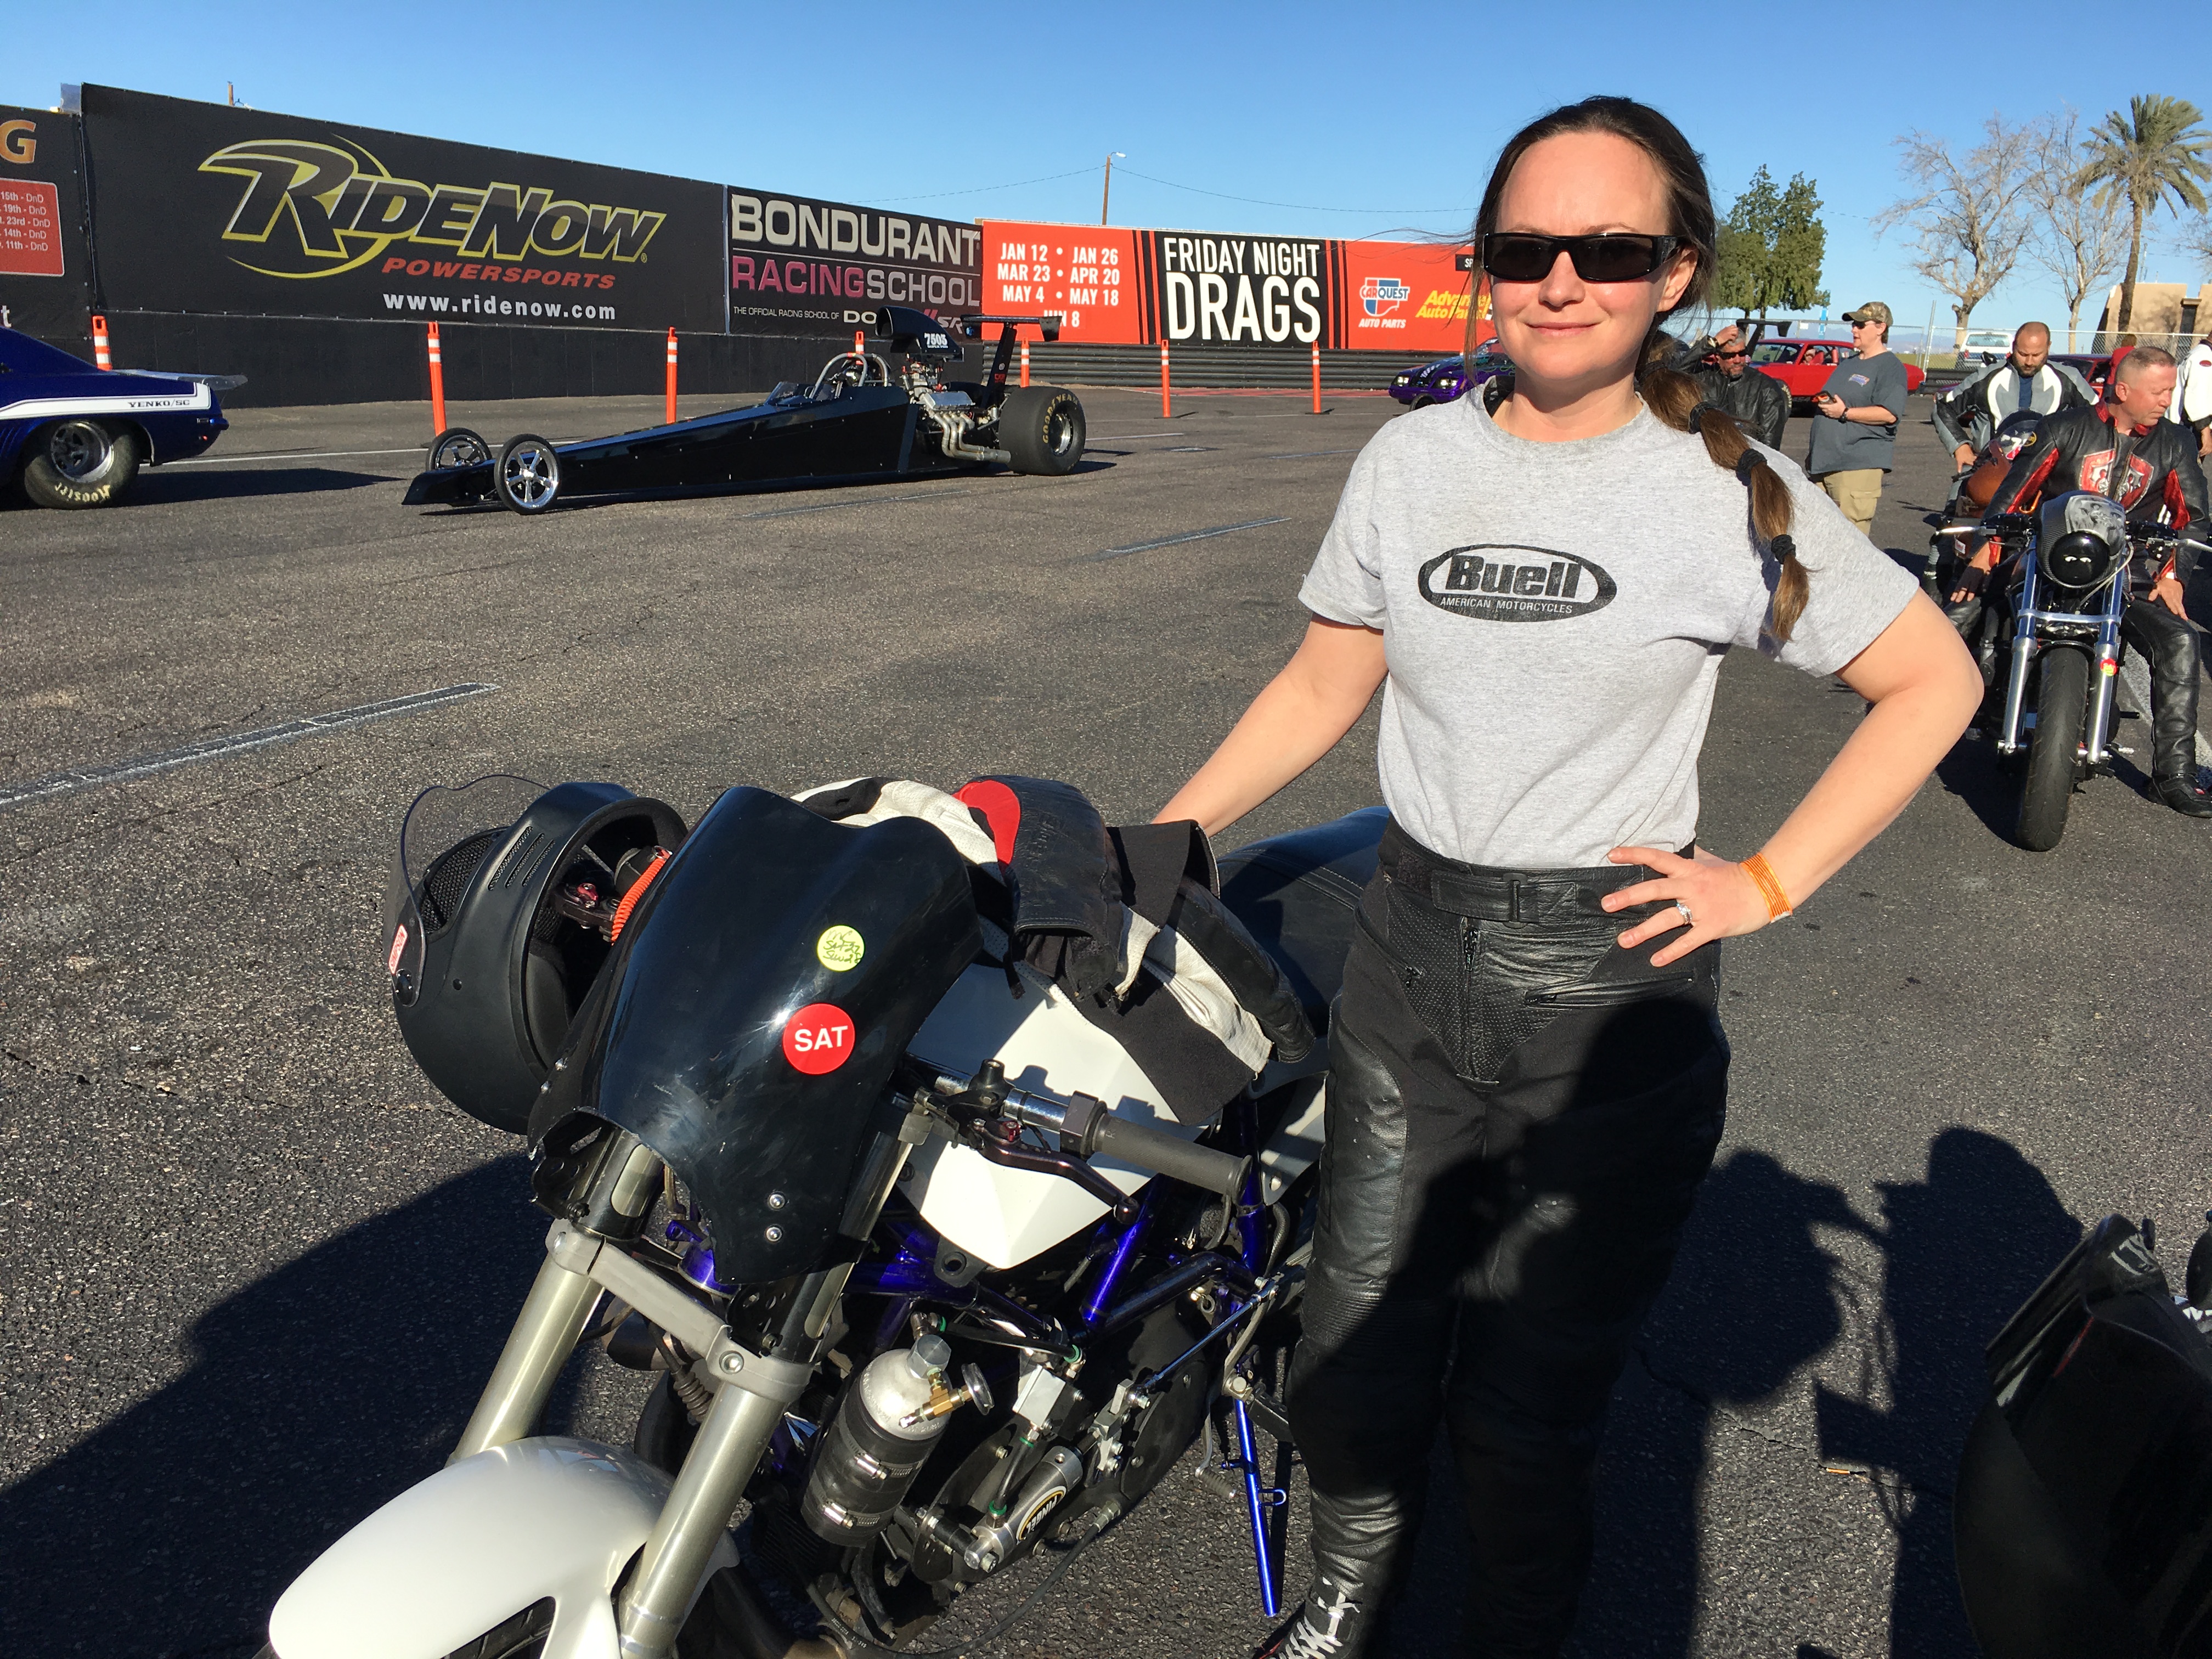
[{"xmin": 2074, "ymin": 95, "xmax": 2212, "ymax": 334}]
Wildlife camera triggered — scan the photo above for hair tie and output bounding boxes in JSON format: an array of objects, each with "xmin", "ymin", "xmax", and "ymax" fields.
[
  {"xmin": 1770, "ymin": 534, "xmax": 1798, "ymax": 562},
  {"xmin": 1685, "ymin": 400, "xmax": 1719, "ymax": 435},
  {"xmin": 1733, "ymin": 449, "xmax": 1767, "ymax": 486}
]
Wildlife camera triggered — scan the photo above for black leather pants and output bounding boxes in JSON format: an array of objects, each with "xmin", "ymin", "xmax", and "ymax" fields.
[
  {"xmin": 2120, "ymin": 598, "xmax": 2203, "ymax": 783},
  {"xmin": 1286, "ymin": 822, "xmax": 1729, "ymax": 1658}
]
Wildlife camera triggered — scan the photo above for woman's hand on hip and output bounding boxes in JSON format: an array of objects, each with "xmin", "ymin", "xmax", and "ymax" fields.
[{"xmin": 1600, "ymin": 845, "xmax": 1771, "ymax": 966}]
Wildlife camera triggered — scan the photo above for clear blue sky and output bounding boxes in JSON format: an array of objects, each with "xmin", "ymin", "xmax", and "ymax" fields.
[{"xmin": 9, "ymin": 0, "xmax": 2206, "ymax": 342}]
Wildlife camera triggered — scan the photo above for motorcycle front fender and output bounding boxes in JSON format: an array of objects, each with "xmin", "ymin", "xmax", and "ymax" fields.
[{"xmin": 267, "ymin": 1436, "xmax": 735, "ymax": 1659}]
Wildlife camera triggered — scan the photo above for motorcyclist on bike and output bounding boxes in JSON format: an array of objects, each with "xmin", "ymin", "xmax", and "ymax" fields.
[
  {"xmin": 1951, "ymin": 346, "xmax": 2212, "ymax": 816},
  {"xmin": 1932, "ymin": 322, "xmax": 2098, "ymax": 473}
]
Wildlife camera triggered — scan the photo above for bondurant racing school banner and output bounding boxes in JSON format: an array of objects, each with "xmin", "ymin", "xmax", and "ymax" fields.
[
  {"xmin": 76, "ymin": 84, "xmax": 726, "ymax": 332},
  {"xmin": 728, "ymin": 187, "xmax": 981, "ymax": 335},
  {"xmin": 0, "ymin": 103, "xmax": 94, "ymax": 339},
  {"xmin": 978, "ymin": 221, "xmax": 1484, "ymax": 353}
]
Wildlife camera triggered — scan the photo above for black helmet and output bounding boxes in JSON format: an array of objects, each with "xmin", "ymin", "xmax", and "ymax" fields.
[
  {"xmin": 382, "ymin": 776, "xmax": 686, "ymax": 1131},
  {"xmin": 2036, "ymin": 491, "xmax": 2126, "ymax": 592}
]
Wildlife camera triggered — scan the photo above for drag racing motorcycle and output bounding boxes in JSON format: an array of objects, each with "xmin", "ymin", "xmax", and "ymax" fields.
[
  {"xmin": 1957, "ymin": 1209, "xmax": 2212, "ymax": 1657},
  {"xmin": 403, "ymin": 308, "xmax": 1085, "ymax": 515},
  {"xmin": 1939, "ymin": 492, "xmax": 2212, "ymax": 851},
  {"xmin": 257, "ymin": 773, "xmax": 1385, "ymax": 1659}
]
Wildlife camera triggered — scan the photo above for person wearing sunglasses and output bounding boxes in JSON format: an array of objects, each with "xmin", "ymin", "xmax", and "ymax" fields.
[
  {"xmin": 1157, "ymin": 95, "xmax": 1978, "ymax": 1659},
  {"xmin": 1806, "ymin": 305, "xmax": 1910, "ymax": 534},
  {"xmin": 1690, "ymin": 328, "xmax": 1790, "ymax": 450}
]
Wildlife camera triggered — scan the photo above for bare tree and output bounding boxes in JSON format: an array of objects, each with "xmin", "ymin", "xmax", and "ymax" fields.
[
  {"xmin": 1875, "ymin": 116, "xmax": 2035, "ymax": 351},
  {"xmin": 2024, "ymin": 108, "xmax": 2129, "ymax": 351}
]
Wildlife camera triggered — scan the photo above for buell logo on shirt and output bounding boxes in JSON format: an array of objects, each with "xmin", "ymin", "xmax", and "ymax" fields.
[{"xmin": 1417, "ymin": 545, "xmax": 1617, "ymax": 622}]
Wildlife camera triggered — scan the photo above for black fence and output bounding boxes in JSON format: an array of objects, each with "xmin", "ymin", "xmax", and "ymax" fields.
[{"xmin": 95, "ymin": 312, "xmax": 858, "ymax": 407}]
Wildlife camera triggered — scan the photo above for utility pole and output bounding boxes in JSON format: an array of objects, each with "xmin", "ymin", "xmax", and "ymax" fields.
[
  {"xmin": 227, "ymin": 82, "xmax": 236, "ymax": 106},
  {"xmin": 1101, "ymin": 153, "xmax": 1125, "ymax": 227}
]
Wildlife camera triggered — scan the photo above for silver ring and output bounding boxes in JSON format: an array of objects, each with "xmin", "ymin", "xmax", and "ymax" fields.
[{"xmin": 1675, "ymin": 901, "xmax": 1694, "ymax": 925}]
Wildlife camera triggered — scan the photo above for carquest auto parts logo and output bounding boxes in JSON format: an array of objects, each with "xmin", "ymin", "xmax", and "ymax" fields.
[{"xmin": 198, "ymin": 138, "xmax": 665, "ymax": 283}]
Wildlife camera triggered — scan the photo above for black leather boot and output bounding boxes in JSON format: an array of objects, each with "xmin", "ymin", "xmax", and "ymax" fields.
[
  {"xmin": 2156, "ymin": 775, "xmax": 2212, "ymax": 817},
  {"xmin": 1251, "ymin": 1572, "xmax": 1390, "ymax": 1659}
]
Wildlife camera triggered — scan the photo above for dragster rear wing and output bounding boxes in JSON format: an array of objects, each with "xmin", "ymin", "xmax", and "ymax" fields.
[{"xmin": 952, "ymin": 314, "xmax": 1065, "ymax": 401}]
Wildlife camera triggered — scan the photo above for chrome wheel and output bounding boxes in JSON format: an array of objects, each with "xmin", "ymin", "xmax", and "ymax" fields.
[
  {"xmin": 430, "ymin": 427, "xmax": 492, "ymax": 470},
  {"xmin": 47, "ymin": 420, "xmax": 112, "ymax": 481},
  {"xmin": 495, "ymin": 435, "xmax": 561, "ymax": 514}
]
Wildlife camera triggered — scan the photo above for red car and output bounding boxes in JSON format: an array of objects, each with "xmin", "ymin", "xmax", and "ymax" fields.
[{"xmin": 1748, "ymin": 337, "xmax": 1926, "ymax": 411}]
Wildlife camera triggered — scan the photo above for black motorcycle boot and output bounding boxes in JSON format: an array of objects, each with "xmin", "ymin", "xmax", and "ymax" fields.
[
  {"xmin": 2135, "ymin": 609, "xmax": 2212, "ymax": 815},
  {"xmin": 1251, "ymin": 1572, "xmax": 1392, "ymax": 1659}
]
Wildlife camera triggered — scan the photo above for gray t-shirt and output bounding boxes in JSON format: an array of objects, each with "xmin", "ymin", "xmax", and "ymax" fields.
[
  {"xmin": 1806, "ymin": 349, "xmax": 1909, "ymax": 475},
  {"xmin": 1300, "ymin": 395, "xmax": 1917, "ymax": 868}
]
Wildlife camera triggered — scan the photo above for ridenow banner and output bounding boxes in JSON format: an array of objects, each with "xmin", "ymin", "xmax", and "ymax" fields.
[
  {"xmin": 729, "ymin": 187, "xmax": 982, "ymax": 335},
  {"xmin": 78, "ymin": 84, "xmax": 726, "ymax": 331}
]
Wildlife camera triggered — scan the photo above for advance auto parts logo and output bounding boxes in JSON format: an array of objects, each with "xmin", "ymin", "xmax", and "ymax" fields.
[
  {"xmin": 197, "ymin": 138, "xmax": 664, "ymax": 282},
  {"xmin": 1417, "ymin": 544, "xmax": 1616, "ymax": 623}
]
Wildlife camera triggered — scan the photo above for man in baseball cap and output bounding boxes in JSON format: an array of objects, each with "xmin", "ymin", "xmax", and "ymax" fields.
[{"xmin": 1807, "ymin": 302, "xmax": 1909, "ymax": 534}]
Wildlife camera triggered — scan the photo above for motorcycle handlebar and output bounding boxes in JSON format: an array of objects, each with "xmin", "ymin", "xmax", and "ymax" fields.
[{"xmin": 1088, "ymin": 1113, "xmax": 1251, "ymax": 1201}]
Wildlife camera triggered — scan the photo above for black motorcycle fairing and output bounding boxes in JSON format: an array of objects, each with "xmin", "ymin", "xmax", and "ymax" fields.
[
  {"xmin": 532, "ymin": 787, "xmax": 982, "ymax": 1285},
  {"xmin": 391, "ymin": 780, "xmax": 687, "ymax": 1134},
  {"xmin": 1956, "ymin": 1214, "xmax": 2212, "ymax": 1659}
]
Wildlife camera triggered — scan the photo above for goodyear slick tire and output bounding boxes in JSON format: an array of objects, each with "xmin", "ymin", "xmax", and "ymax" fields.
[
  {"xmin": 495, "ymin": 434, "xmax": 561, "ymax": 514},
  {"xmin": 2016, "ymin": 647, "xmax": 2090, "ymax": 852},
  {"xmin": 22, "ymin": 421, "xmax": 140, "ymax": 509},
  {"xmin": 999, "ymin": 386, "xmax": 1085, "ymax": 477},
  {"xmin": 1410, "ymin": 394, "xmax": 1435, "ymax": 410}
]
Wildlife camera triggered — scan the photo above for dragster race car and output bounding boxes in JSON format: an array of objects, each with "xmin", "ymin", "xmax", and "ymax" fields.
[
  {"xmin": 402, "ymin": 307, "xmax": 1086, "ymax": 514},
  {"xmin": 2, "ymin": 326, "xmax": 234, "ymax": 509}
]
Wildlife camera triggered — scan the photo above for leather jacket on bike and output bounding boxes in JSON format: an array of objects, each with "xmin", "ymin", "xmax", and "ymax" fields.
[
  {"xmin": 1933, "ymin": 358, "xmax": 2098, "ymax": 455},
  {"xmin": 1984, "ymin": 403, "xmax": 2210, "ymax": 590}
]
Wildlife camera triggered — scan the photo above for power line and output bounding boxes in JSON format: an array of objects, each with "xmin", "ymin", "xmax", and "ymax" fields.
[
  {"xmin": 878, "ymin": 165, "xmax": 1106, "ymax": 202},
  {"xmin": 873, "ymin": 161, "xmax": 1468, "ymax": 218},
  {"xmin": 1115, "ymin": 166, "xmax": 1465, "ymax": 216}
]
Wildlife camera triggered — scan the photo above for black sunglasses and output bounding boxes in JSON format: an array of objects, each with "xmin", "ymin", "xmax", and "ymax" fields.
[{"xmin": 1480, "ymin": 232, "xmax": 1684, "ymax": 284}]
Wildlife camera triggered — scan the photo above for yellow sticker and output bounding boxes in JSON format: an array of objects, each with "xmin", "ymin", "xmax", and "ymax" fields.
[{"xmin": 816, "ymin": 925, "xmax": 865, "ymax": 972}]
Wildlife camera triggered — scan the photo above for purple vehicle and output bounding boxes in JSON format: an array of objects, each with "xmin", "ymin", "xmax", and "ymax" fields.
[{"xmin": 1387, "ymin": 338, "xmax": 1511, "ymax": 408}]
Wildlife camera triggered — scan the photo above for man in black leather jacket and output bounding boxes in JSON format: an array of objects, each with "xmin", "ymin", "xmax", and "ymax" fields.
[
  {"xmin": 1952, "ymin": 347, "xmax": 2212, "ymax": 815},
  {"xmin": 1931, "ymin": 321, "xmax": 2098, "ymax": 469},
  {"xmin": 1689, "ymin": 333, "xmax": 1790, "ymax": 450}
]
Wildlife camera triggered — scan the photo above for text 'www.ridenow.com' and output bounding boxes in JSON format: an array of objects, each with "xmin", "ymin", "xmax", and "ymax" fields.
[{"xmin": 383, "ymin": 292, "xmax": 615, "ymax": 321}]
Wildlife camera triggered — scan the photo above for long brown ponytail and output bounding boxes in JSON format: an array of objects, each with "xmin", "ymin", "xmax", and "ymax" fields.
[
  {"xmin": 1474, "ymin": 97, "xmax": 1810, "ymax": 642},
  {"xmin": 1638, "ymin": 342, "xmax": 1809, "ymax": 642}
]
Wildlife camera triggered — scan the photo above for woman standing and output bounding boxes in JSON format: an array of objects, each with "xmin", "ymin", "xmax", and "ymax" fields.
[{"xmin": 1156, "ymin": 98, "xmax": 1980, "ymax": 1659}]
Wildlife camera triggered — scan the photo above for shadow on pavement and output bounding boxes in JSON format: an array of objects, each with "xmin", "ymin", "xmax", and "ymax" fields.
[
  {"xmin": 1816, "ymin": 1128, "xmax": 2078, "ymax": 1657},
  {"xmin": 130, "ymin": 467, "xmax": 399, "ymax": 504},
  {"xmin": 1934, "ymin": 732, "xmax": 2019, "ymax": 843},
  {"xmin": 1579, "ymin": 1149, "xmax": 1874, "ymax": 1656},
  {"xmin": 0, "ymin": 1156, "xmax": 555, "ymax": 1659}
]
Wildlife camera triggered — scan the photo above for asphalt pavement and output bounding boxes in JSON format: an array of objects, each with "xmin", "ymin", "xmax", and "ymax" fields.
[{"xmin": 3, "ymin": 386, "xmax": 2209, "ymax": 1659}]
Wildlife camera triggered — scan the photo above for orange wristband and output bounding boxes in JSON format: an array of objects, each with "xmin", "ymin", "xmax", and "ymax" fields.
[{"xmin": 1741, "ymin": 853, "xmax": 1793, "ymax": 921}]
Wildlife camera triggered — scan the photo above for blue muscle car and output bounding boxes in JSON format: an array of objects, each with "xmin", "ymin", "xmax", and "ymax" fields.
[
  {"xmin": 1386, "ymin": 338, "xmax": 1512, "ymax": 408},
  {"xmin": 2, "ymin": 328, "xmax": 232, "ymax": 509}
]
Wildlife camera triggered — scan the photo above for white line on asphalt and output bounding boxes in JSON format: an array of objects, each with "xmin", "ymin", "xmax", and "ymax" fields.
[
  {"xmin": 1266, "ymin": 448, "xmax": 1361, "ymax": 459},
  {"xmin": 1086, "ymin": 432, "xmax": 1185, "ymax": 441},
  {"xmin": 1076, "ymin": 517, "xmax": 1292, "ymax": 564},
  {"xmin": 0, "ymin": 684, "xmax": 499, "ymax": 812},
  {"xmin": 167, "ymin": 446, "xmax": 430, "ymax": 466}
]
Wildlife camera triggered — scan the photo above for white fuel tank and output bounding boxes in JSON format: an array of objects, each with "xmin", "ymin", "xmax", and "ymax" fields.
[{"xmin": 901, "ymin": 963, "xmax": 1206, "ymax": 1269}]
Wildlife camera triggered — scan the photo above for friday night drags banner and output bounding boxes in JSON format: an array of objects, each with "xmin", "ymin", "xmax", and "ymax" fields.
[{"xmin": 979, "ymin": 220, "xmax": 1481, "ymax": 352}]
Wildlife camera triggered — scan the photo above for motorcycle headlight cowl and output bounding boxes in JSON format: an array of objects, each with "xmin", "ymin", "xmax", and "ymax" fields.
[{"xmin": 2042, "ymin": 529, "xmax": 2119, "ymax": 592}]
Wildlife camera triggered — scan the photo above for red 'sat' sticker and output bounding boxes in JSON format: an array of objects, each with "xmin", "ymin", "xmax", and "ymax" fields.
[{"xmin": 782, "ymin": 1003, "xmax": 856, "ymax": 1075}]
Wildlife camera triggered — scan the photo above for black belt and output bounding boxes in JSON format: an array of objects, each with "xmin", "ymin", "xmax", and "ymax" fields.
[{"xmin": 1380, "ymin": 819, "xmax": 1685, "ymax": 924}]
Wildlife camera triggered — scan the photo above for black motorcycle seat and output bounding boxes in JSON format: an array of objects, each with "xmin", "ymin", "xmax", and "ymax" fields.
[{"xmin": 1215, "ymin": 808, "xmax": 1387, "ymax": 1042}]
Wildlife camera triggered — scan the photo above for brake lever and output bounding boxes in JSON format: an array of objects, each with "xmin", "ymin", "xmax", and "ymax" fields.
[{"xmin": 972, "ymin": 1118, "xmax": 1139, "ymax": 1223}]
